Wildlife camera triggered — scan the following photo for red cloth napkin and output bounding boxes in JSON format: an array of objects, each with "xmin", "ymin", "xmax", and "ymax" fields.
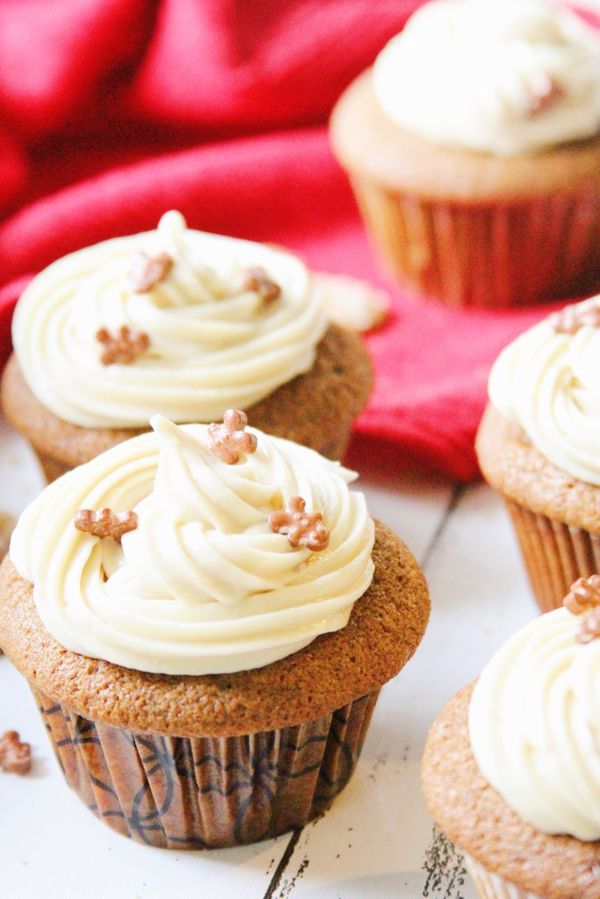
[{"xmin": 0, "ymin": 0, "xmax": 585, "ymax": 480}]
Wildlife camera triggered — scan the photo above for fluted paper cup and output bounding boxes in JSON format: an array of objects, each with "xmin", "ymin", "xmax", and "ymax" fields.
[
  {"xmin": 348, "ymin": 176, "xmax": 600, "ymax": 309},
  {"xmin": 34, "ymin": 688, "xmax": 378, "ymax": 849},
  {"xmin": 503, "ymin": 498, "xmax": 600, "ymax": 613},
  {"xmin": 465, "ymin": 854, "xmax": 544, "ymax": 899}
]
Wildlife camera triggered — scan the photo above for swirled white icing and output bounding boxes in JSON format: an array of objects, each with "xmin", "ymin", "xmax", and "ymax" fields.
[
  {"xmin": 488, "ymin": 295, "xmax": 600, "ymax": 486},
  {"xmin": 12, "ymin": 211, "xmax": 327, "ymax": 428},
  {"xmin": 9, "ymin": 417, "xmax": 375, "ymax": 675},
  {"xmin": 373, "ymin": 0, "xmax": 600, "ymax": 156},
  {"xmin": 469, "ymin": 607, "xmax": 600, "ymax": 840}
]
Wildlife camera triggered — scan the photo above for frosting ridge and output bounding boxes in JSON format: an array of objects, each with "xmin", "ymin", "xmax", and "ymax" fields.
[
  {"xmin": 469, "ymin": 606, "xmax": 600, "ymax": 840},
  {"xmin": 12, "ymin": 211, "xmax": 327, "ymax": 427},
  {"xmin": 373, "ymin": 0, "xmax": 600, "ymax": 156},
  {"xmin": 10, "ymin": 417, "xmax": 375, "ymax": 675},
  {"xmin": 489, "ymin": 295, "xmax": 600, "ymax": 486}
]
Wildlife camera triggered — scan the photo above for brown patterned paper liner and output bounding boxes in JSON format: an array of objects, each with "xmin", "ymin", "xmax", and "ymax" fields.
[
  {"xmin": 503, "ymin": 498, "xmax": 600, "ymax": 613},
  {"xmin": 348, "ymin": 175, "xmax": 600, "ymax": 308},
  {"xmin": 33, "ymin": 687, "xmax": 378, "ymax": 849},
  {"xmin": 465, "ymin": 854, "xmax": 544, "ymax": 899}
]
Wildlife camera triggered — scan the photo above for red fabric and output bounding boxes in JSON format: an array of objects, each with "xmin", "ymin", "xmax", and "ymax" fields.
[{"xmin": 0, "ymin": 1, "xmax": 589, "ymax": 481}]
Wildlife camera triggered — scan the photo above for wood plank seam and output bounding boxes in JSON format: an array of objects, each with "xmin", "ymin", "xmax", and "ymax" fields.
[{"xmin": 262, "ymin": 480, "xmax": 465, "ymax": 898}]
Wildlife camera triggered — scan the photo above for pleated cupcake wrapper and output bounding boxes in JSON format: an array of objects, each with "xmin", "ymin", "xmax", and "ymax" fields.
[
  {"xmin": 348, "ymin": 174, "xmax": 600, "ymax": 308},
  {"xmin": 465, "ymin": 854, "xmax": 544, "ymax": 899},
  {"xmin": 503, "ymin": 498, "xmax": 600, "ymax": 613},
  {"xmin": 34, "ymin": 687, "xmax": 378, "ymax": 849}
]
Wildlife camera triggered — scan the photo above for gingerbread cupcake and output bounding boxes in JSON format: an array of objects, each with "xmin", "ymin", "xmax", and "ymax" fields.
[
  {"xmin": 477, "ymin": 295, "xmax": 600, "ymax": 612},
  {"xmin": 1, "ymin": 211, "xmax": 372, "ymax": 480},
  {"xmin": 422, "ymin": 577, "xmax": 600, "ymax": 899},
  {"xmin": 330, "ymin": 0, "xmax": 600, "ymax": 307},
  {"xmin": 0, "ymin": 414, "xmax": 429, "ymax": 848}
]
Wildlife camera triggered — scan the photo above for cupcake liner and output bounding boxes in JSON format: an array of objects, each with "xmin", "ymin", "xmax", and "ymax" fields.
[
  {"xmin": 34, "ymin": 687, "xmax": 379, "ymax": 849},
  {"xmin": 503, "ymin": 498, "xmax": 600, "ymax": 612},
  {"xmin": 465, "ymin": 853, "xmax": 544, "ymax": 899},
  {"xmin": 348, "ymin": 175, "xmax": 600, "ymax": 308}
]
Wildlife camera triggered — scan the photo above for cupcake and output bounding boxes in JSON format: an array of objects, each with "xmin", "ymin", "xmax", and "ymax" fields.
[
  {"xmin": 477, "ymin": 295, "xmax": 600, "ymax": 612},
  {"xmin": 422, "ymin": 578, "xmax": 600, "ymax": 899},
  {"xmin": 330, "ymin": 0, "xmax": 600, "ymax": 308},
  {"xmin": 0, "ymin": 414, "xmax": 429, "ymax": 849},
  {"xmin": 0, "ymin": 210, "xmax": 372, "ymax": 481}
]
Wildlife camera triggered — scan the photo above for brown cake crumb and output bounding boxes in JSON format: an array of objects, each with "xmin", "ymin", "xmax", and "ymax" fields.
[
  {"xmin": 312, "ymin": 272, "xmax": 390, "ymax": 333},
  {"xmin": 0, "ymin": 730, "xmax": 31, "ymax": 775}
]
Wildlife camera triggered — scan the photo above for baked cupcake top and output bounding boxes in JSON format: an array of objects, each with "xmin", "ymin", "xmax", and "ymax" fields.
[
  {"xmin": 9, "ymin": 414, "xmax": 374, "ymax": 676},
  {"xmin": 12, "ymin": 211, "xmax": 327, "ymax": 428},
  {"xmin": 469, "ymin": 576, "xmax": 600, "ymax": 841},
  {"xmin": 488, "ymin": 296, "xmax": 600, "ymax": 486},
  {"xmin": 373, "ymin": 0, "xmax": 600, "ymax": 156}
]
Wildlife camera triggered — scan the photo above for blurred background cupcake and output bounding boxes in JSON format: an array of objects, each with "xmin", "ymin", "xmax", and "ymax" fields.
[
  {"xmin": 477, "ymin": 294, "xmax": 600, "ymax": 612},
  {"xmin": 422, "ymin": 577, "xmax": 600, "ymax": 898},
  {"xmin": 330, "ymin": 0, "xmax": 600, "ymax": 308},
  {"xmin": 0, "ymin": 414, "xmax": 429, "ymax": 848},
  {"xmin": 1, "ymin": 211, "xmax": 372, "ymax": 480}
]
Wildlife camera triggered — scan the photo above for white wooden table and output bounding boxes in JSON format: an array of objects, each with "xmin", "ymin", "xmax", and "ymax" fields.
[{"xmin": 0, "ymin": 415, "xmax": 538, "ymax": 899}]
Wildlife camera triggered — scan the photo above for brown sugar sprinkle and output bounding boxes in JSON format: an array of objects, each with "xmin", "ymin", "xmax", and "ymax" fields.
[
  {"xmin": 564, "ymin": 575, "xmax": 600, "ymax": 644},
  {"xmin": 549, "ymin": 303, "xmax": 600, "ymax": 335},
  {"xmin": 526, "ymin": 75, "xmax": 564, "ymax": 116},
  {"xmin": 268, "ymin": 496, "xmax": 330, "ymax": 552},
  {"xmin": 0, "ymin": 731, "xmax": 32, "ymax": 775},
  {"xmin": 96, "ymin": 325, "xmax": 150, "ymax": 365},
  {"xmin": 74, "ymin": 508, "xmax": 138, "ymax": 542},
  {"xmin": 208, "ymin": 409, "xmax": 257, "ymax": 464},
  {"xmin": 239, "ymin": 266, "xmax": 281, "ymax": 307},
  {"xmin": 130, "ymin": 250, "xmax": 173, "ymax": 293}
]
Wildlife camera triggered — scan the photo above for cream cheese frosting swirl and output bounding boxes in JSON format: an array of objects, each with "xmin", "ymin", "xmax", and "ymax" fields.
[
  {"xmin": 489, "ymin": 296, "xmax": 600, "ymax": 486},
  {"xmin": 469, "ymin": 607, "xmax": 600, "ymax": 840},
  {"xmin": 373, "ymin": 0, "xmax": 600, "ymax": 156},
  {"xmin": 12, "ymin": 211, "xmax": 327, "ymax": 428},
  {"xmin": 9, "ymin": 417, "xmax": 375, "ymax": 675}
]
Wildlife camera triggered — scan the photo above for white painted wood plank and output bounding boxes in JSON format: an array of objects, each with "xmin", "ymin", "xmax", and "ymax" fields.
[
  {"xmin": 0, "ymin": 657, "xmax": 291, "ymax": 899},
  {"xmin": 0, "ymin": 415, "xmax": 45, "ymax": 516},
  {"xmin": 357, "ymin": 459, "xmax": 454, "ymax": 564},
  {"xmin": 0, "ymin": 421, "xmax": 452, "ymax": 899},
  {"xmin": 271, "ymin": 483, "xmax": 539, "ymax": 899}
]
